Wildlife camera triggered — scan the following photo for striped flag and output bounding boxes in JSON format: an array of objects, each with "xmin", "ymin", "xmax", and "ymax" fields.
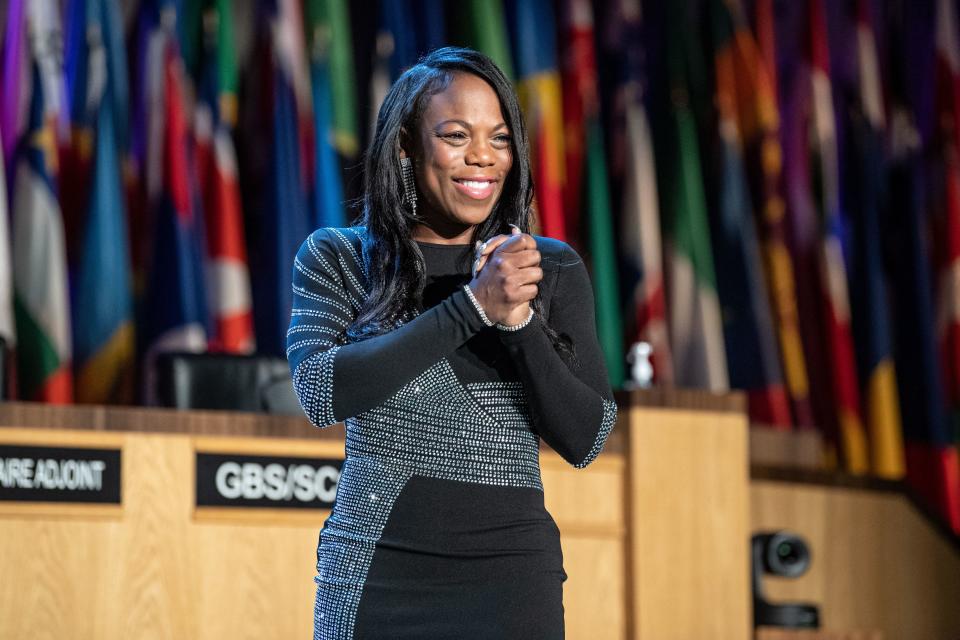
[
  {"xmin": 603, "ymin": 0, "xmax": 673, "ymax": 385},
  {"xmin": 560, "ymin": 0, "xmax": 624, "ymax": 387},
  {"xmin": 506, "ymin": 0, "xmax": 566, "ymax": 240},
  {"xmin": 750, "ymin": 0, "xmax": 815, "ymax": 427},
  {"xmin": 458, "ymin": 0, "xmax": 514, "ymax": 81},
  {"xmin": 11, "ymin": 2, "xmax": 73, "ymax": 403},
  {"xmin": 140, "ymin": 5, "xmax": 208, "ymax": 397},
  {"xmin": 845, "ymin": 0, "xmax": 905, "ymax": 479},
  {"xmin": 70, "ymin": 0, "xmax": 136, "ymax": 404},
  {"xmin": 660, "ymin": 7, "xmax": 728, "ymax": 392},
  {"xmin": 195, "ymin": 0, "xmax": 255, "ymax": 354},
  {"xmin": 709, "ymin": 0, "xmax": 790, "ymax": 427},
  {"xmin": 806, "ymin": 0, "xmax": 869, "ymax": 473}
]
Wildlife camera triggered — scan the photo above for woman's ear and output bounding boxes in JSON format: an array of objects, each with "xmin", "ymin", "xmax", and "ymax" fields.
[{"xmin": 398, "ymin": 126, "xmax": 411, "ymax": 159}]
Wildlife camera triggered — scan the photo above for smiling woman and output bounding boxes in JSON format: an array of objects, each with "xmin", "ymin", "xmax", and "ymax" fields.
[{"xmin": 287, "ymin": 47, "xmax": 617, "ymax": 640}]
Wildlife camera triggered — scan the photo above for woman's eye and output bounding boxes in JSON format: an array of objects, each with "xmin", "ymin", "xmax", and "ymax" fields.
[
  {"xmin": 493, "ymin": 134, "xmax": 512, "ymax": 145},
  {"xmin": 441, "ymin": 131, "xmax": 468, "ymax": 141}
]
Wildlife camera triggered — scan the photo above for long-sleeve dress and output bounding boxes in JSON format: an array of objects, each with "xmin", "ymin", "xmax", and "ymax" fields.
[{"xmin": 287, "ymin": 226, "xmax": 618, "ymax": 640}]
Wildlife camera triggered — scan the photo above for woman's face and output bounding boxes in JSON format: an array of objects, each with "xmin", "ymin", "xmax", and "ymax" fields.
[{"xmin": 406, "ymin": 72, "xmax": 513, "ymax": 244}]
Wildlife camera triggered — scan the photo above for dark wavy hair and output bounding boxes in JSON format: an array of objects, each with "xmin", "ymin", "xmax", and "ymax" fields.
[{"xmin": 348, "ymin": 47, "xmax": 572, "ymax": 359}]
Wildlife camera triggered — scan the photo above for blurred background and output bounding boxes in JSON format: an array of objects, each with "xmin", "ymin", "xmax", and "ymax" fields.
[
  {"xmin": 1, "ymin": 0, "xmax": 960, "ymax": 636},
  {"xmin": 3, "ymin": 0, "xmax": 960, "ymax": 534}
]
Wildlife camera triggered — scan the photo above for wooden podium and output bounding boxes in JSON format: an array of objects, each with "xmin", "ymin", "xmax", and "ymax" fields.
[{"xmin": 0, "ymin": 392, "xmax": 751, "ymax": 640}]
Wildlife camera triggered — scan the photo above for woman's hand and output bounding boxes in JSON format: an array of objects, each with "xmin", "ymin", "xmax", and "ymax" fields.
[{"xmin": 468, "ymin": 229, "xmax": 542, "ymax": 325}]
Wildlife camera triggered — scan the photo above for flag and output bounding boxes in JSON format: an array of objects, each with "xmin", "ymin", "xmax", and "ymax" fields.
[
  {"xmin": 305, "ymin": 0, "xmax": 359, "ymax": 159},
  {"xmin": 458, "ymin": 0, "xmax": 514, "ymax": 81},
  {"xmin": 307, "ymin": 6, "xmax": 347, "ymax": 229},
  {"xmin": 247, "ymin": 0, "xmax": 312, "ymax": 356},
  {"xmin": 70, "ymin": 0, "xmax": 136, "ymax": 404},
  {"xmin": 195, "ymin": 0, "xmax": 255, "ymax": 354},
  {"xmin": 749, "ymin": 0, "xmax": 815, "ymax": 427},
  {"xmin": 806, "ymin": 0, "xmax": 869, "ymax": 473},
  {"xmin": 658, "ymin": 7, "xmax": 728, "ymax": 392},
  {"xmin": 603, "ymin": 0, "xmax": 673, "ymax": 385},
  {"xmin": 845, "ymin": 0, "xmax": 905, "ymax": 479},
  {"xmin": 0, "ymin": 124, "xmax": 14, "ymax": 389},
  {"xmin": 932, "ymin": 0, "xmax": 960, "ymax": 525},
  {"xmin": 139, "ymin": 5, "xmax": 208, "ymax": 397},
  {"xmin": 886, "ymin": 105, "xmax": 960, "ymax": 531},
  {"xmin": 506, "ymin": 0, "xmax": 566, "ymax": 240},
  {"xmin": 1, "ymin": 0, "xmax": 28, "ymax": 177},
  {"xmin": 11, "ymin": 2, "xmax": 73, "ymax": 403},
  {"xmin": 708, "ymin": 0, "xmax": 790, "ymax": 427},
  {"xmin": 559, "ymin": 0, "xmax": 624, "ymax": 387}
]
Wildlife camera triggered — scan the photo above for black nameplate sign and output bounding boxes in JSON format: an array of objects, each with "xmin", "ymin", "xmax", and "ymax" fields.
[
  {"xmin": 0, "ymin": 445, "xmax": 122, "ymax": 504},
  {"xmin": 196, "ymin": 453, "xmax": 342, "ymax": 509}
]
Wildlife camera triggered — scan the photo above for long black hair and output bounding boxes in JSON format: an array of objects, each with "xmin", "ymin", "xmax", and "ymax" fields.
[{"xmin": 348, "ymin": 47, "xmax": 572, "ymax": 360}]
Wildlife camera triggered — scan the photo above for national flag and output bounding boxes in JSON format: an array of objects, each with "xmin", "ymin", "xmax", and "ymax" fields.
[
  {"xmin": 886, "ymin": 60, "xmax": 960, "ymax": 530},
  {"xmin": 307, "ymin": 5, "xmax": 347, "ymax": 229},
  {"xmin": 560, "ymin": 0, "xmax": 624, "ymax": 387},
  {"xmin": 708, "ymin": 0, "xmax": 790, "ymax": 427},
  {"xmin": 806, "ymin": 0, "xmax": 869, "ymax": 473},
  {"xmin": 603, "ymin": 0, "xmax": 673, "ymax": 385},
  {"xmin": 1, "ymin": 0, "xmax": 28, "ymax": 177},
  {"xmin": 749, "ymin": 0, "xmax": 816, "ymax": 427},
  {"xmin": 195, "ymin": 0, "xmax": 255, "ymax": 354},
  {"xmin": 845, "ymin": 0, "xmax": 905, "ymax": 479},
  {"xmin": 70, "ymin": 0, "xmax": 136, "ymax": 404},
  {"xmin": 139, "ymin": 5, "xmax": 208, "ymax": 398},
  {"xmin": 458, "ymin": 0, "xmax": 514, "ymax": 81},
  {"xmin": 506, "ymin": 0, "xmax": 566, "ymax": 240},
  {"xmin": 305, "ymin": 0, "xmax": 359, "ymax": 159},
  {"xmin": 659, "ymin": 8, "xmax": 728, "ymax": 392},
  {"xmin": 931, "ymin": 0, "xmax": 960, "ymax": 526},
  {"xmin": 560, "ymin": 0, "xmax": 595, "ymax": 249},
  {"xmin": 0, "ymin": 125, "xmax": 15, "ymax": 392},
  {"xmin": 247, "ymin": 0, "xmax": 312, "ymax": 356},
  {"xmin": 11, "ymin": 2, "xmax": 73, "ymax": 403}
]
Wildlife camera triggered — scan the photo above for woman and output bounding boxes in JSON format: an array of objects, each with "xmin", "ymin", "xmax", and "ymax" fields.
[{"xmin": 287, "ymin": 47, "xmax": 617, "ymax": 639}]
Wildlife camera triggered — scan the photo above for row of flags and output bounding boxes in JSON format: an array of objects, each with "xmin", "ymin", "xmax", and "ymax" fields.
[{"xmin": 0, "ymin": 0, "xmax": 958, "ymax": 534}]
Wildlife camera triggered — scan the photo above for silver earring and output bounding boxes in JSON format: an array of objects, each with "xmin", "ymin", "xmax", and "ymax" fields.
[{"xmin": 400, "ymin": 156, "xmax": 417, "ymax": 217}]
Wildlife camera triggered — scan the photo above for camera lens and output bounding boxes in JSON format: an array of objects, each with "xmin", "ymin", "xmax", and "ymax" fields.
[{"xmin": 764, "ymin": 532, "xmax": 810, "ymax": 577}]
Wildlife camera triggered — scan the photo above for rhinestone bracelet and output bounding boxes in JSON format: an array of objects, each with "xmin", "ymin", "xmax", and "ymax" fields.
[
  {"xmin": 461, "ymin": 284, "xmax": 494, "ymax": 327},
  {"xmin": 496, "ymin": 307, "xmax": 535, "ymax": 332}
]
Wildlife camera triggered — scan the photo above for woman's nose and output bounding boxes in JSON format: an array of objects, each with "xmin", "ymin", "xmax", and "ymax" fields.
[{"xmin": 465, "ymin": 142, "xmax": 495, "ymax": 166}]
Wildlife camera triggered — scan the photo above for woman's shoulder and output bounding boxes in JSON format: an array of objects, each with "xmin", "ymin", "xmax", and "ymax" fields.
[{"xmin": 300, "ymin": 226, "xmax": 367, "ymax": 263}]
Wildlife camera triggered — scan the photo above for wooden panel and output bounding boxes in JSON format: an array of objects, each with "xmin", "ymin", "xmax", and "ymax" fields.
[
  {"xmin": 544, "ymin": 451, "xmax": 628, "ymax": 639},
  {"xmin": 752, "ymin": 481, "xmax": 960, "ymax": 640},
  {"xmin": 627, "ymin": 406, "xmax": 751, "ymax": 640},
  {"xmin": 1, "ymin": 424, "xmax": 629, "ymax": 639}
]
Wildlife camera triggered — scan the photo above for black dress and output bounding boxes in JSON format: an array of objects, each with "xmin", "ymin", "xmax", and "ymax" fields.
[{"xmin": 287, "ymin": 227, "xmax": 617, "ymax": 639}]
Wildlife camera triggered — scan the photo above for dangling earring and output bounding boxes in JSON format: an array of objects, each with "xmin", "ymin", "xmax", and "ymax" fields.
[{"xmin": 400, "ymin": 156, "xmax": 417, "ymax": 217}]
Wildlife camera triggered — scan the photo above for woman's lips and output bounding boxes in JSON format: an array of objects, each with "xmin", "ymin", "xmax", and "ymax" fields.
[{"xmin": 453, "ymin": 178, "xmax": 497, "ymax": 200}]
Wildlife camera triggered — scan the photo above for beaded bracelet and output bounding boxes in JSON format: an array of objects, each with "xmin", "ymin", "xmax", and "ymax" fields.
[
  {"xmin": 461, "ymin": 284, "xmax": 494, "ymax": 327},
  {"xmin": 496, "ymin": 307, "xmax": 535, "ymax": 332}
]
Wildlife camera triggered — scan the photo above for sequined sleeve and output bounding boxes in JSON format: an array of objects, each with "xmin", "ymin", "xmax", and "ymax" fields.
[
  {"xmin": 498, "ymin": 241, "xmax": 618, "ymax": 468},
  {"xmin": 287, "ymin": 228, "xmax": 489, "ymax": 428}
]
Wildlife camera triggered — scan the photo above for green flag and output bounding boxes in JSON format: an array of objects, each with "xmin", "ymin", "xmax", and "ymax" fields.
[
  {"xmin": 458, "ymin": 0, "xmax": 514, "ymax": 80},
  {"xmin": 306, "ymin": 0, "xmax": 358, "ymax": 157}
]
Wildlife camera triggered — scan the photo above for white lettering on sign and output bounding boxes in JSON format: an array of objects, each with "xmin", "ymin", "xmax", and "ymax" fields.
[
  {"xmin": 0, "ymin": 458, "xmax": 106, "ymax": 491},
  {"xmin": 213, "ymin": 461, "xmax": 340, "ymax": 503}
]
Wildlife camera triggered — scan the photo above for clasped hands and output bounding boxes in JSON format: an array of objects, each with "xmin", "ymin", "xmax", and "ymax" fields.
[{"xmin": 468, "ymin": 225, "xmax": 543, "ymax": 326}]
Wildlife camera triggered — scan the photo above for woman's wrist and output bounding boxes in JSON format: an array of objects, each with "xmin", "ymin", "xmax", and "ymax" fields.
[
  {"xmin": 461, "ymin": 284, "xmax": 495, "ymax": 327},
  {"xmin": 496, "ymin": 307, "xmax": 535, "ymax": 331}
]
